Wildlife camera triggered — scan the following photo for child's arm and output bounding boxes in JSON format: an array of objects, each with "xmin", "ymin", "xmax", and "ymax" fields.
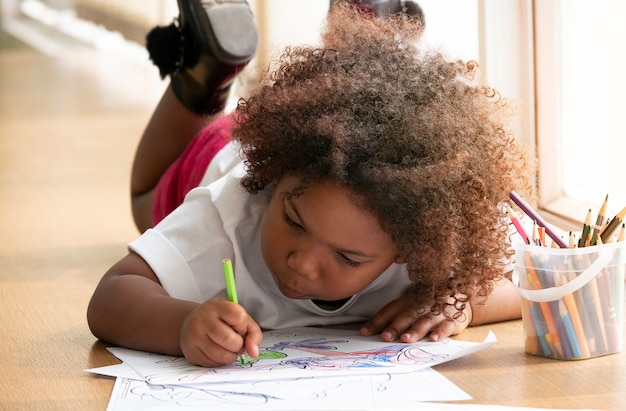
[
  {"xmin": 359, "ymin": 277, "xmax": 521, "ymax": 343},
  {"xmin": 468, "ymin": 275, "xmax": 522, "ymax": 325},
  {"xmin": 87, "ymin": 251, "xmax": 262, "ymax": 367}
]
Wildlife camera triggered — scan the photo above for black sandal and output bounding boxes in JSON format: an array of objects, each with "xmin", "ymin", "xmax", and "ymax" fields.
[{"xmin": 146, "ymin": 0, "xmax": 258, "ymax": 114}]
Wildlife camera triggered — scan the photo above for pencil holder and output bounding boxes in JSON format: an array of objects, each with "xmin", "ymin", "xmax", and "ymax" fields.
[{"xmin": 515, "ymin": 241, "xmax": 625, "ymax": 360}]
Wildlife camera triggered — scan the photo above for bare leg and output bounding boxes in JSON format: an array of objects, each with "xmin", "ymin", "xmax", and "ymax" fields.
[
  {"xmin": 130, "ymin": 86, "xmax": 223, "ymax": 233},
  {"xmin": 130, "ymin": 0, "xmax": 258, "ymax": 232}
]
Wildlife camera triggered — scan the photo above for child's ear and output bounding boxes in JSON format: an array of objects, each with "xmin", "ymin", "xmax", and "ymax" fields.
[{"xmin": 394, "ymin": 255, "xmax": 406, "ymax": 264}]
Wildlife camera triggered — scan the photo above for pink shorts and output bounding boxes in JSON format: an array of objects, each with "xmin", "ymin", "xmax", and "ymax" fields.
[{"xmin": 152, "ymin": 114, "xmax": 235, "ymax": 225}]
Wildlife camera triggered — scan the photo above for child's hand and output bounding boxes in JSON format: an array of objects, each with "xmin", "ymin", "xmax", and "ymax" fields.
[
  {"xmin": 180, "ymin": 298, "xmax": 262, "ymax": 367},
  {"xmin": 359, "ymin": 295, "xmax": 472, "ymax": 343}
]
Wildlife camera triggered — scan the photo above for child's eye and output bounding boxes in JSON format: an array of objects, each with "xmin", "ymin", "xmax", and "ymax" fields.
[
  {"xmin": 337, "ymin": 253, "xmax": 362, "ymax": 268},
  {"xmin": 282, "ymin": 210, "xmax": 305, "ymax": 231}
]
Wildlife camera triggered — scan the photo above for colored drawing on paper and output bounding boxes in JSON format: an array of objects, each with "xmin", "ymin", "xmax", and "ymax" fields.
[
  {"xmin": 246, "ymin": 337, "xmax": 449, "ymax": 370},
  {"xmin": 106, "ymin": 327, "xmax": 495, "ymax": 386}
]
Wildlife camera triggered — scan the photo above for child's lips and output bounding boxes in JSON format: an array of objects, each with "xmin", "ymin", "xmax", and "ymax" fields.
[{"xmin": 276, "ymin": 279, "xmax": 309, "ymax": 299}]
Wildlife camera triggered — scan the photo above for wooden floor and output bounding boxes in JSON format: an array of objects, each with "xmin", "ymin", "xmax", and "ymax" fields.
[{"xmin": 0, "ymin": 25, "xmax": 166, "ymax": 408}]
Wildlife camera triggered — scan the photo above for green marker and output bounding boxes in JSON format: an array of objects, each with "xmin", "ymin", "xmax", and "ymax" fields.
[
  {"xmin": 222, "ymin": 258, "xmax": 244, "ymax": 364},
  {"xmin": 222, "ymin": 258, "xmax": 238, "ymax": 304}
]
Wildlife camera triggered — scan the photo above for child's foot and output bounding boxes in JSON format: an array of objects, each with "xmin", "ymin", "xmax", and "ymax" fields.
[{"xmin": 146, "ymin": 0, "xmax": 258, "ymax": 114}]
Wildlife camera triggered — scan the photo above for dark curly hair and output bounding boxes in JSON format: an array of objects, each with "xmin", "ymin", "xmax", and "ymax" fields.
[{"xmin": 234, "ymin": 2, "xmax": 533, "ymax": 319}]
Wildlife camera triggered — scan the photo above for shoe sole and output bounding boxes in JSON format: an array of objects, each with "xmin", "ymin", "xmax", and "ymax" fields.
[{"xmin": 179, "ymin": 0, "xmax": 258, "ymax": 66}]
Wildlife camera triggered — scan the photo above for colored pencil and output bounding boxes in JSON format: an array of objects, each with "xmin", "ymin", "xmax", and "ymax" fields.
[
  {"xmin": 558, "ymin": 300, "xmax": 582, "ymax": 358},
  {"xmin": 596, "ymin": 265, "xmax": 620, "ymax": 353},
  {"xmin": 506, "ymin": 205, "xmax": 530, "ymax": 244},
  {"xmin": 509, "ymin": 191, "xmax": 568, "ymax": 248},
  {"xmin": 600, "ymin": 206, "xmax": 626, "ymax": 243},
  {"xmin": 554, "ymin": 271, "xmax": 591, "ymax": 358},
  {"xmin": 532, "ymin": 221, "xmax": 543, "ymax": 246},
  {"xmin": 568, "ymin": 231, "xmax": 577, "ymax": 248},
  {"xmin": 578, "ymin": 209, "xmax": 592, "ymax": 247},
  {"xmin": 525, "ymin": 253, "xmax": 563, "ymax": 358},
  {"xmin": 538, "ymin": 226, "xmax": 546, "ymax": 247},
  {"xmin": 529, "ymin": 304, "xmax": 552, "ymax": 356},
  {"xmin": 591, "ymin": 194, "xmax": 608, "ymax": 245},
  {"xmin": 587, "ymin": 274, "xmax": 609, "ymax": 352}
]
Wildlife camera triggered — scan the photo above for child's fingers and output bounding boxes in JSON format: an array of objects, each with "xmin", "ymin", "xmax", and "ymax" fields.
[
  {"xmin": 243, "ymin": 320, "xmax": 263, "ymax": 358},
  {"xmin": 398, "ymin": 316, "xmax": 437, "ymax": 343},
  {"xmin": 427, "ymin": 319, "xmax": 460, "ymax": 342},
  {"xmin": 378, "ymin": 312, "xmax": 464, "ymax": 343},
  {"xmin": 360, "ymin": 296, "xmax": 470, "ymax": 344},
  {"xmin": 186, "ymin": 337, "xmax": 240, "ymax": 367},
  {"xmin": 219, "ymin": 301, "xmax": 262, "ymax": 358},
  {"xmin": 367, "ymin": 308, "xmax": 430, "ymax": 342},
  {"xmin": 221, "ymin": 301, "xmax": 251, "ymax": 331},
  {"xmin": 181, "ymin": 299, "xmax": 255, "ymax": 366},
  {"xmin": 359, "ymin": 298, "xmax": 407, "ymax": 336},
  {"xmin": 212, "ymin": 316, "xmax": 247, "ymax": 349},
  {"xmin": 181, "ymin": 316, "xmax": 242, "ymax": 366},
  {"xmin": 404, "ymin": 314, "xmax": 469, "ymax": 343}
]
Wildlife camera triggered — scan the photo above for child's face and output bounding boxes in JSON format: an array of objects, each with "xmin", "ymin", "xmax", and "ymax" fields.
[{"xmin": 261, "ymin": 175, "xmax": 403, "ymax": 302}]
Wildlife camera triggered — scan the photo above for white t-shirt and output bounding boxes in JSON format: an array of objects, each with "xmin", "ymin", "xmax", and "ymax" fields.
[{"xmin": 129, "ymin": 142, "xmax": 412, "ymax": 330}]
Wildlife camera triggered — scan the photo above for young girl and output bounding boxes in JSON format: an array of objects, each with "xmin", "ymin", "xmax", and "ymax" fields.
[{"xmin": 88, "ymin": 1, "xmax": 532, "ymax": 368}]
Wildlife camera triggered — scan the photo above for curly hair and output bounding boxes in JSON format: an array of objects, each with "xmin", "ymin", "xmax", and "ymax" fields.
[{"xmin": 234, "ymin": 2, "xmax": 533, "ymax": 319}]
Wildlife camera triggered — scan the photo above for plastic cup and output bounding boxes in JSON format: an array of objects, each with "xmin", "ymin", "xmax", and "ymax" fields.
[{"xmin": 515, "ymin": 241, "xmax": 625, "ymax": 360}]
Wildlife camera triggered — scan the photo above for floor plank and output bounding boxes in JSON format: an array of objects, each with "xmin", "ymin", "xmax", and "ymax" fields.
[{"xmin": 0, "ymin": 24, "xmax": 166, "ymax": 408}]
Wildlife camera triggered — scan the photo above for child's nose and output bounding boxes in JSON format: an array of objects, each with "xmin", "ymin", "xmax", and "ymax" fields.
[{"xmin": 287, "ymin": 247, "xmax": 320, "ymax": 280}]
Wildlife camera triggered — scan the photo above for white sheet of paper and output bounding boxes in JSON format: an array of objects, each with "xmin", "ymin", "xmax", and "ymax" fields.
[
  {"xmin": 103, "ymin": 374, "xmax": 602, "ymax": 411},
  {"xmin": 93, "ymin": 327, "xmax": 496, "ymax": 385},
  {"xmin": 104, "ymin": 368, "xmax": 471, "ymax": 410}
]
